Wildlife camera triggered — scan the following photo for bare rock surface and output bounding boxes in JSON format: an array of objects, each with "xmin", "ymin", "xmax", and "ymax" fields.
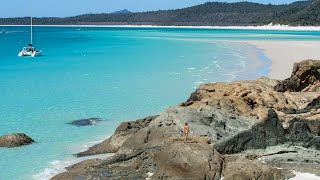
[
  {"xmin": 0, "ymin": 133, "xmax": 34, "ymax": 147},
  {"xmin": 53, "ymin": 141, "xmax": 225, "ymax": 180},
  {"xmin": 214, "ymin": 109, "xmax": 286, "ymax": 154},
  {"xmin": 274, "ymin": 59, "xmax": 320, "ymax": 92},
  {"xmin": 241, "ymin": 145, "xmax": 320, "ymax": 176},
  {"xmin": 223, "ymin": 155, "xmax": 293, "ymax": 180},
  {"xmin": 52, "ymin": 60, "xmax": 320, "ymax": 180},
  {"xmin": 76, "ymin": 116, "xmax": 158, "ymax": 157}
]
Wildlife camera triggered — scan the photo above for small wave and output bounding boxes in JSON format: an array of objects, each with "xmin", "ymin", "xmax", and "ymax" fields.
[
  {"xmin": 34, "ymin": 137, "xmax": 111, "ymax": 180},
  {"xmin": 238, "ymin": 60, "xmax": 246, "ymax": 68},
  {"xmin": 212, "ymin": 61, "xmax": 224, "ymax": 70},
  {"xmin": 188, "ymin": 67, "xmax": 196, "ymax": 70},
  {"xmin": 194, "ymin": 81, "xmax": 204, "ymax": 86},
  {"xmin": 33, "ymin": 153, "xmax": 114, "ymax": 180}
]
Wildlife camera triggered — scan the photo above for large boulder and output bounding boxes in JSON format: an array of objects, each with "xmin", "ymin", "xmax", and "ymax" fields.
[
  {"xmin": 0, "ymin": 133, "xmax": 34, "ymax": 147},
  {"xmin": 222, "ymin": 156, "xmax": 292, "ymax": 180},
  {"xmin": 152, "ymin": 142, "xmax": 224, "ymax": 180},
  {"xmin": 214, "ymin": 109, "xmax": 286, "ymax": 154},
  {"xmin": 247, "ymin": 145, "xmax": 320, "ymax": 176},
  {"xmin": 274, "ymin": 60, "xmax": 320, "ymax": 92},
  {"xmin": 288, "ymin": 121, "xmax": 314, "ymax": 144}
]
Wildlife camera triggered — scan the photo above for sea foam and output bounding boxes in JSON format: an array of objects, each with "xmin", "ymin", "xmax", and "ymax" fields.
[{"xmin": 33, "ymin": 153, "xmax": 114, "ymax": 180}]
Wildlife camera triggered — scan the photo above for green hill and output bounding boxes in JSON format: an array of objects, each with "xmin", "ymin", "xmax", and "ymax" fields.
[{"xmin": 0, "ymin": 0, "xmax": 319, "ymax": 26}]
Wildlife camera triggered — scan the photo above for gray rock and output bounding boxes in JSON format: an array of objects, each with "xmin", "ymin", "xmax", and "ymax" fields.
[
  {"xmin": 68, "ymin": 118, "xmax": 103, "ymax": 127},
  {"xmin": 76, "ymin": 116, "xmax": 157, "ymax": 157},
  {"xmin": 116, "ymin": 105, "xmax": 258, "ymax": 155},
  {"xmin": 214, "ymin": 109, "xmax": 286, "ymax": 154},
  {"xmin": 0, "ymin": 133, "xmax": 34, "ymax": 147},
  {"xmin": 223, "ymin": 155, "xmax": 293, "ymax": 180},
  {"xmin": 307, "ymin": 137, "xmax": 320, "ymax": 150},
  {"xmin": 288, "ymin": 121, "xmax": 314, "ymax": 144},
  {"xmin": 246, "ymin": 145, "xmax": 320, "ymax": 176},
  {"xmin": 152, "ymin": 142, "xmax": 224, "ymax": 180}
]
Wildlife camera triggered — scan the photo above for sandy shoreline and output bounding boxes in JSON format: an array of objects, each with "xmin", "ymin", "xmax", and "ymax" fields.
[
  {"xmin": 233, "ymin": 40, "xmax": 320, "ymax": 80},
  {"xmin": 2, "ymin": 24, "xmax": 320, "ymax": 31},
  {"xmin": 3, "ymin": 24, "xmax": 320, "ymax": 80}
]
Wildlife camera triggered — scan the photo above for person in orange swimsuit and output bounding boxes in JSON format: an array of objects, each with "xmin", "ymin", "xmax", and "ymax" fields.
[{"xmin": 184, "ymin": 122, "xmax": 189, "ymax": 143}]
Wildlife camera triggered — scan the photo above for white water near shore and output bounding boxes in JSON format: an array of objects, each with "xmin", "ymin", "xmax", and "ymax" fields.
[
  {"xmin": 33, "ymin": 136, "xmax": 112, "ymax": 180},
  {"xmin": 290, "ymin": 172, "xmax": 320, "ymax": 180},
  {"xmin": 33, "ymin": 153, "xmax": 114, "ymax": 180}
]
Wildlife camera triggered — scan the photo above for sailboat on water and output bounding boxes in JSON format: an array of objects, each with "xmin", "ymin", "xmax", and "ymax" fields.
[{"xmin": 18, "ymin": 17, "xmax": 42, "ymax": 57}]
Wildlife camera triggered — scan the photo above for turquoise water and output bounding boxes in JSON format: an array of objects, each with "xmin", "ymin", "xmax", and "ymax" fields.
[{"xmin": 0, "ymin": 26, "xmax": 319, "ymax": 180}]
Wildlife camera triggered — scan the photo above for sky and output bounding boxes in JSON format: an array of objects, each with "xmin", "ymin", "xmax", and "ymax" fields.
[{"xmin": 1, "ymin": 0, "xmax": 299, "ymax": 18}]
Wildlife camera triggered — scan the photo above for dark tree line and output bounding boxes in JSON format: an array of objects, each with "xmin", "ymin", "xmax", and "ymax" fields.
[{"xmin": 1, "ymin": 0, "xmax": 319, "ymax": 26}]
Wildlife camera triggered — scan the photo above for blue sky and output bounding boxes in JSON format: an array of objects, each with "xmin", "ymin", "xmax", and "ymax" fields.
[{"xmin": 1, "ymin": 0, "xmax": 298, "ymax": 18}]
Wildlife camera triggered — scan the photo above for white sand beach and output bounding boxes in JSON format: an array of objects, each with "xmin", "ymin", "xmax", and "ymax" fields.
[
  {"xmin": 239, "ymin": 40, "xmax": 320, "ymax": 80},
  {"xmin": 2, "ymin": 24, "xmax": 320, "ymax": 31}
]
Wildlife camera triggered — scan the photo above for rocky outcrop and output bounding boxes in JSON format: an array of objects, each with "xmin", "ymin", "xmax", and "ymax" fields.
[
  {"xmin": 214, "ymin": 109, "xmax": 286, "ymax": 154},
  {"xmin": 244, "ymin": 145, "xmax": 320, "ymax": 176},
  {"xmin": 0, "ymin": 133, "xmax": 34, "ymax": 147},
  {"xmin": 223, "ymin": 155, "xmax": 293, "ymax": 180},
  {"xmin": 215, "ymin": 109, "xmax": 320, "ymax": 154},
  {"xmin": 52, "ymin": 60, "xmax": 320, "ymax": 180},
  {"xmin": 184, "ymin": 78, "xmax": 319, "ymax": 120},
  {"xmin": 53, "ymin": 141, "xmax": 226, "ymax": 180},
  {"xmin": 274, "ymin": 60, "xmax": 320, "ymax": 92},
  {"xmin": 67, "ymin": 118, "xmax": 103, "ymax": 127},
  {"xmin": 152, "ymin": 142, "xmax": 224, "ymax": 179},
  {"xmin": 76, "ymin": 116, "xmax": 158, "ymax": 157}
]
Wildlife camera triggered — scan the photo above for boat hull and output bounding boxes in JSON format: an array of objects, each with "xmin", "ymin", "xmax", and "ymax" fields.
[{"xmin": 18, "ymin": 51, "xmax": 42, "ymax": 57}]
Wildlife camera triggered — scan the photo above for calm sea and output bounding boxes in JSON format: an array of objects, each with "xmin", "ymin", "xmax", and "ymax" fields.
[{"xmin": 1, "ymin": 26, "xmax": 319, "ymax": 179}]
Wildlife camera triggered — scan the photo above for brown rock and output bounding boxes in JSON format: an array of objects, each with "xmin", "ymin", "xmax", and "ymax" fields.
[
  {"xmin": 153, "ymin": 142, "xmax": 224, "ymax": 180},
  {"xmin": 274, "ymin": 60, "xmax": 320, "ymax": 92},
  {"xmin": 0, "ymin": 133, "xmax": 34, "ymax": 147},
  {"xmin": 76, "ymin": 115, "xmax": 158, "ymax": 157},
  {"xmin": 223, "ymin": 156, "xmax": 293, "ymax": 180}
]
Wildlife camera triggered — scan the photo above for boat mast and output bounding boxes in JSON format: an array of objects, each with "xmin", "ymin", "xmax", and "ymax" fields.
[{"xmin": 30, "ymin": 16, "xmax": 33, "ymax": 46}]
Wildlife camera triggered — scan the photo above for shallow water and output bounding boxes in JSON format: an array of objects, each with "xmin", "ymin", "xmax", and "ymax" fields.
[{"xmin": 0, "ymin": 27, "xmax": 319, "ymax": 179}]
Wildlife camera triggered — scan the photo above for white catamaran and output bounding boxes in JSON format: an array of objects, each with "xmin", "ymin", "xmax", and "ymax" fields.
[{"xmin": 18, "ymin": 17, "xmax": 42, "ymax": 57}]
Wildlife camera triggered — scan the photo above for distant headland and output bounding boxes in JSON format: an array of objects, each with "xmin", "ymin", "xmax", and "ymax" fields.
[{"xmin": 1, "ymin": 0, "xmax": 320, "ymax": 26}]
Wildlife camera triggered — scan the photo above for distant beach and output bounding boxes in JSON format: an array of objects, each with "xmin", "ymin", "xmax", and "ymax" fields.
[
  {"xmin": 245, "ymin": 40, "xmax": 320, "ymax": 80},
  {"xmin": 2, "ymin": 24, "xmax": 320, "ymax": 31}
]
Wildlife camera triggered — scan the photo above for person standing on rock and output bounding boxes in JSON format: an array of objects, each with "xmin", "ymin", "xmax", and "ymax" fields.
[{"xmin": 184, "ymin": 123, "xmax": 190, "ymax": 143}]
